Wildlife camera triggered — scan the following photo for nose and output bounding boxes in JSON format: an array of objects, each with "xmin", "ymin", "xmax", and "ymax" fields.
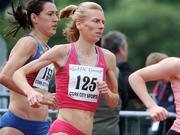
[
  {"xmin": 53, "ymin": 14, "xmax": 58, "ymax": 22},
  {"xmin": 99, "ymin": 21, "xmax": 104, "ymax": 30}
]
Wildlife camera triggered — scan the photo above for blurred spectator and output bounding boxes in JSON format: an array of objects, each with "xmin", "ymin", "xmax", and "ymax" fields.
[
  {"xmin": 0, "ymin": 36, "xmax": 7, "ymax": 70},
  {"xmin": 93, "ymin": 31, "xmax": 142, "ymax": 135},
  {"xmin": 0, "ymin": 36, "xmax": 9, "ymax": 109},
  {"xmin": 146, "ymin": 52, "xmax": 176, "ymax": 135}
]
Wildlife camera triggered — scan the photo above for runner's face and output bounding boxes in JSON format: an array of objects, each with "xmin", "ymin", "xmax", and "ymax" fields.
[
  {"xmin": 78, "ymin": 9, "xmax": 105, "ymax": 44},
  {"xmin": 35, "ymin": 2, "xmax": 58, "ymax": 37}
]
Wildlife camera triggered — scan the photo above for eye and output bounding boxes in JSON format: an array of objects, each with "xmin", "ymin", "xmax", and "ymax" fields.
[
  {"xmin": 92, "ymin": 19, "xmax": 100, "ymax": 23},
  {"xmin": 47, "ymin": 11, "xmax": 57, "ymax": 16},
  {"xmin": 47, "ymin": 12, "xmax": 53, "ymax": 16}
]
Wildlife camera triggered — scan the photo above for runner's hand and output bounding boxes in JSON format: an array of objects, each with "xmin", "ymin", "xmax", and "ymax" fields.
[
  {"xmin": 26, "ymin": 89, "xmax": 43, "ymax": 108},
  {"xmin": 97, "ymin": 81, "xmax": 110, "ymax": 94},
  {"xmin": 40, "ymin": 93, "xmax": 58, "ymax": 110},
  {"xmin": 148, "ymin": 105, "xmax": 168, "ymax": 121}
]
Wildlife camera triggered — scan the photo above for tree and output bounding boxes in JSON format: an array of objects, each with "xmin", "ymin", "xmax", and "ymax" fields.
[{"xmin": 104, "ymin": 1, "xmax": 180, "ymax": 69}]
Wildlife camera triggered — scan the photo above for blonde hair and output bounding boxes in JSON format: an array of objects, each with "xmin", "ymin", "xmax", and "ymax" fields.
[
  {"xmin": 59, "ymin": 2, "xmax": 103, "ymax": 42},
  {"xmin": 145, "ymin": 52, "xmax": 168, "ymax": 66}
]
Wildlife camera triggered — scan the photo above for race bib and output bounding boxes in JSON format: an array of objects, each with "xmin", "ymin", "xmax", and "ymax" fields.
[
  {"xmin": 68, "ymin": 64, "xmax": 103, "ymax": 102},
  {"xmin": 33, "ymin": 64, "xmax": 54, "ymax": 90}
]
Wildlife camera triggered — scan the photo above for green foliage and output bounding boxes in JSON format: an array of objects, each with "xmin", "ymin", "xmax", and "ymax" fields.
[
  {"xmin": 154, "ymin": 0, "xmax": 180, "ymax": 4},
  {"xmin": 57, "ymin": 0, "xmax": 120, "ymax": 10},
  {"xmin": 105, "ymin": 2, "xmax": 180, "ymax": 69},
  {"xmin": 1, "ymin": 0, "xmax": 180, "ymax": 70}
]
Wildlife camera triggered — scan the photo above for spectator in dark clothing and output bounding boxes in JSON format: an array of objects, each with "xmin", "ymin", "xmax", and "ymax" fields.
[
  {"xmin": 100, "ymin": 31, "xmax": 141, "ymax": 110},
  {"xmin": 93, "ymin": 31, "xmax": 142, "ymax": 135},
  {"xmin": 117, "ymin": 61, "xmax": 141, "ymax": 110},
  {"xmin": 145, "ymin": 52, "xmax": 176, "ymax": 135}
]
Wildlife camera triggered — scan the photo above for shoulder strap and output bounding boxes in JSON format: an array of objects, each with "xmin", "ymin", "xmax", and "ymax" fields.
[
  {"xmin": 153, "ymin": 81, "xmax": 161, "ymax": 96},
  {"xmin": 159, "ymin": 83, "xmax": 167, "ymax": 101}
]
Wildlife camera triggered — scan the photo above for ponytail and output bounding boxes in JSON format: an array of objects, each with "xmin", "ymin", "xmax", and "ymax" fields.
[
  {"xmin": 59, "ymin": 5, "xmax": 77, "ymax": 20},
  {"xmin": 6, "ymin": 1, "xmax": 30, "ymax": 37},
  {"xmin": 59, "ymin": 5, "xmax": 79, "ymax": 42}
]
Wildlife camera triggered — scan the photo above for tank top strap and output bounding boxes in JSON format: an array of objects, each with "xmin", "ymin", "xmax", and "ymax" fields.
[
  {"xmin": 96, "ymin": 46, "xmax": 106, "ymax": 67},
  {"xmin": 25, "ymin": 34, "xmax": 40, "ymax": 46},
  {"xmin": 153, "ymin": 81, "xmax": 161, "ymax": 96},
  {"xmin": 71, "ymin": 42, "xmax": 76, "ymax": 53},
  {"xmin": 26, "ymin": 34, "xmax": 50, "ymax": 51},
  {"xmin": 95, "ymin": 46, "xmax": 107, "ymax": 79},
  {"xmin": 65, "ymin": 43, "xmax": 78, "ymax": 65},
  {"xmin": 159, "ymin": 83, "xmax": 167, "ymax": 100},
  {"xmin": 24, "ymin": 34, "xmax": 48, "ymax": 64},
  {"xmin": 69, "ymin": 42, "xmax": 76, "ymax": 58}
]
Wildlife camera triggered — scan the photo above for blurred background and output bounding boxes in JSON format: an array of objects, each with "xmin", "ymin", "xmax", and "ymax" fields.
[
  {"xmin": 1, "ymin": 0, "xmax": 180, "ymax": 70},
  {"xmin": 0, "ymin": 0, "xmax": 180, "ymax": 135}
]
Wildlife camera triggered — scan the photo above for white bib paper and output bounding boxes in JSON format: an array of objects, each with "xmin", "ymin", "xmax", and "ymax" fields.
[
  {"xmin": 68, "ymin": 64, "xmax": 103, "ymax": 102},
  {"xmin": 33, "ymin": 64, "xmax": 54, "ymax": 90}
]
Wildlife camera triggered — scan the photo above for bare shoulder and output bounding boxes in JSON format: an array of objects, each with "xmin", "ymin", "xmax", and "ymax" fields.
[
  {"xmin": 52, "ymin": 43, "xmax": 71, "ymax": 50},
  {"xmin": 50, "ymin": 43, "xmax": 71, "ymax": 55},
  {"xmin": 43, "ymin": 43, "xmax": 71, "ymax": 62},
  {"xmin": 16, "ymin": 36, "xmax": 37, "ymax": 47},
  {"xmin": 160, "ymin": 57, "xmax": 180, "ymax": 67},
  {"xmin": 163, "ymin": 57, "xmax": 180, "ymax": 63},
  {"xmin": 10, "ymin": 36, "xmax": 37, "ymax": 57},
  {"xmin": 161, "ymin": 57, "xmax": 180, "ymax": 80}
]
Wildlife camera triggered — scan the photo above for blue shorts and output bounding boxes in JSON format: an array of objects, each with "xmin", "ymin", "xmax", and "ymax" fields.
[{"xmin": 0, "ymin": 111, "xmax": 50, "ymax": 135}]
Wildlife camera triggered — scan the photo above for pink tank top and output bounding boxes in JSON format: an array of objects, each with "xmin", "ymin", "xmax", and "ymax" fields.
[
  {"xmin": 170, "ymin": 82, "xmax": 180, "ymax": 133},
  {"xmin": 55, "ymin": 43, "xmax": 107, "ymax": 112}
]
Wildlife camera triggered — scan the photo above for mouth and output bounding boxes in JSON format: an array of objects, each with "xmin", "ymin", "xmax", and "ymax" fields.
[
  {"xmin": 96, "ymin": 32, "xmax": 102, "ymax": 37},
  {"xmin": 52, "ymin": 25, "xmax": 57, "ymax": 30}
]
